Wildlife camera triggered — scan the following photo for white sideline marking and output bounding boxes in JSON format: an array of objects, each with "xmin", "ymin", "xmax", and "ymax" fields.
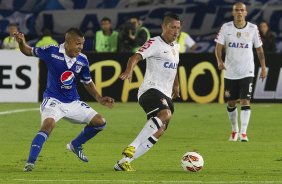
[
  {"xmin": 10, "ymin": 179, "xmax": 282, "ymax": 183},
  {"xmin": 0, "ymin": 108, "xmax": 39, "ymax": 115}
]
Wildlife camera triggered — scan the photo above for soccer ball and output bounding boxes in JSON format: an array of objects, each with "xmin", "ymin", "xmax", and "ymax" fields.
[{"xmin": 181, "ymin": 151, "xmax": 204, "ymax": 172}]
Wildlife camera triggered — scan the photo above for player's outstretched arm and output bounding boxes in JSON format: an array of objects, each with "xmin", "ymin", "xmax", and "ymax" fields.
[
  {"xmin": 83, "ymin": 81, "xmax": 114, "ymax": 108},
  {"xmin": 13, "ymin": 32, "xmax": 32, "ymax": 56},
  {"xmin": 215, "ymin": 43, "xmax": 226, "ymax": 70},
  {"xmin": 119, "ymin": 53, "xmax": 143, "ymax": 83},
  {"xmin": 256, "ymin": 46, "xmax": 267, "ymax": 80}
]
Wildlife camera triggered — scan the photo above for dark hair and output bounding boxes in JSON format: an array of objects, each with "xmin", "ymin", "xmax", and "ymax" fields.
[
  {"xmin": 42, "ymin": 28, "xmax": 51, "ymax": 36},
  {"xmin": 163, "ymin": 12, "xmax": 180, "ymax": 22},
  {"xmin": 259, "ymin": 20, "xmax": 270, "ymax": 27},
  {"xmin": 101, "ymin": 17, "xmax": 111, "ymax": 23},
  {"xmin": 130, "ymin": 16, "xmax": 139, "ymax": 20},
  {"xmin": 65, "ymin": 28, "xmax": 84, "ymax": 37}
]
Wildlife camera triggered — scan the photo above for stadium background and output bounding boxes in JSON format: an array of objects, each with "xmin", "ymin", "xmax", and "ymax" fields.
[
  {"xmin": 1, "ymin": 1, "xmax": 282, "ymax": 183},
  {"xmin": 1, "ymin": 0, "xmax": 282, "ymax": 103}
]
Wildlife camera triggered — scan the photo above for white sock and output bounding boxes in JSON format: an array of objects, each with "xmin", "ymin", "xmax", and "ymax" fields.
[
  {"xmin": 240, "ymin": 106, "xmax": 251, "ymax": 134},
  {"xmin": 118, "ymin": 136, "xmax": 158, "ymax": 164},
  {"xmin": 227, "ymin": 106, "xmax": 239, "ymax": 132},
  {"xmin": 132, "ymin": 135, "xmax": 158, "ymax": 161},
  {"xmin": 129, "ymin": 117, "xmax": 162, "ymax": 149}
]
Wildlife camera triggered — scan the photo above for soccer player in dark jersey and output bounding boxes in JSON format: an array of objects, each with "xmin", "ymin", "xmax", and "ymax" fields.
[{"xmin": 14, "ymin": 28, "xmax": 114, "ymax": 172}]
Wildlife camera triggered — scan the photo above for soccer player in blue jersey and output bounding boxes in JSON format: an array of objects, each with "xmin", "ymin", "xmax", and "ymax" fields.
[{"xmin": 14, "ymin": 28, "xmax": 115, "ymax": 172}]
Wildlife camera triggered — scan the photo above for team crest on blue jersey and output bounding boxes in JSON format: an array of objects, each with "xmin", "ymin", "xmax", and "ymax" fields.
[
  {"xmin": 75, "ymin": 65, "xmax": 82, "ymax": 73},
  {"xmin": 61, "ymin": 71, "xmax": 74, "ymax": 88}
]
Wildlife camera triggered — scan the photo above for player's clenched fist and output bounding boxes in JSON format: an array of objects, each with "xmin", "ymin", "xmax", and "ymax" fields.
[
  {"xmin": 100, "ymin": 97, "xmax": 115, "ymax": 108},
  {"xmin": 217, "ymin": 62, "xmax": 226, "ymax": 70}
]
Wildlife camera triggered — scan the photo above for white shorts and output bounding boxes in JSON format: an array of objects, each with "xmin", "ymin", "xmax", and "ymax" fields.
[{"xmin": 40, "ymin": 97, "xmax": 98, "ymax": 124}]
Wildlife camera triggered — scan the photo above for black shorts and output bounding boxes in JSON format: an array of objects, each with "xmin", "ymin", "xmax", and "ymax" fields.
[
  {"xmin": 224, "ymin": 77, "xmax": 253, "ymax": 101},
  {"xmin": 138, "ymin": 88, "xmax": 174, "ymax": 120}
]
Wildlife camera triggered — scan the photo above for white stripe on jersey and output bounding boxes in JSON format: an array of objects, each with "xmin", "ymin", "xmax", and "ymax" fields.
[{"xmin": 147, "ymin": 108, "xmax": 160, "ymax": 115}]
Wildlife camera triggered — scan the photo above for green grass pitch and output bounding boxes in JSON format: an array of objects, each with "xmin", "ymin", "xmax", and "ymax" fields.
[{"xmin": 0, "ymin": 103, "xmax": 282, "ymax": 184}]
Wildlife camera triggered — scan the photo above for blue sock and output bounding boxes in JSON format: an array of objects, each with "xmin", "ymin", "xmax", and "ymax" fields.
[
  {"xmin": 27, "ymin": 131, "xmax": 49, "ymax": 164},
  {"xmin": 71, "ymin": 123, "xmax": 106, "ymax": 147}
]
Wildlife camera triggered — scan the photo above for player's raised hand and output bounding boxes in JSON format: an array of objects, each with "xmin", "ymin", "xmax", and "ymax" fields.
[
  {"xmin": 218, "ymin": 62, "xmax": 226, "ymax": 70},
  {"xmin": 259, "ymin": 67, "xmax": 267, "ymax": 81},
  {"xmin": 13, "ymin": 32, "xmax": 33, "ymax": 56},
  {"xmin": 119, "ymin": 70, "xmax": 133, "ymax": 83},
  {"xmin": 13, "ymin": 32, "xmax": 25, "ymax": 44},
  {"xmin": 99, "ymin": 96, "xmax": 115, "ymax": 108}
]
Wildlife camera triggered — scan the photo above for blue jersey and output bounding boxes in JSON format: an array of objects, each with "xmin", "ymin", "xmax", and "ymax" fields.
[{"xmin": 32, "ymin": 44, "xmax": 92, "ymax": 103}]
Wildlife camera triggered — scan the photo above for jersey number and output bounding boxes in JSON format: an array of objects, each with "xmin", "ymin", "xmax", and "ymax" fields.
[{"xmin": 249, "ymin": 83, "xmax": 253, "ymax": 93}]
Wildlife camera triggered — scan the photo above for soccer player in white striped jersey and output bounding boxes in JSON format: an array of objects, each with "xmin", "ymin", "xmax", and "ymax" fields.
[
  {"xmin": 114, "ymin": 13, "xmax": 181, "ymax": 171},
  {"xmin": 215, "ymin": 2, "xmax": 267, "ymax": 142}
]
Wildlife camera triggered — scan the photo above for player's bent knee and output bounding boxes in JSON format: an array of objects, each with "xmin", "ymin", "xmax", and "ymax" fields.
[
  {"xmin": 157, "ymin": 109, "xmax": 172, "ymax": 123},
  {"xmin": 227, "ymin": 101, "xmax": 237, "ymax": 107},
  {"xmin": 240, "ymin": 99, "xmax": 250, "ymax": 106},
  {"xmin": 40, "ymin": 118, "xmax": 55, "ymax": 134},
  {"xmin": 89, "ymin": 114, "xmax": 106, "ymax": 127}
]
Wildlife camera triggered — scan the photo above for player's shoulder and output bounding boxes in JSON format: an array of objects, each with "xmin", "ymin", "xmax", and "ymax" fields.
[
  {"xmin": 174, "ymin": 41, "xmax": 180, "ymax": 49},
  {"xmin": 247, "ymin": 22, "xmax": 258, "ymax": 29},
  {"xmin": 137, "ymin": 36, "xmax": 159, "ymax": 53},
  {"xmin": 78, "ymin": 52, "xmax": 88, "ymax": 60},
  {"xmin": 147, "ymin": 36, "xmax": 159, "ymax": 44},
  {"xmin": 42, "ymin": 44, "xmax": 59, "ymax": 49},
  {"xmin": 77, "ymin": 53, "xmax": 89, "ymax": 64},
  {"xmin": 155, "ymin": 36, "xmax": 172, "ymax": 46},
  {"xmin": 221, "ymin": 21, "xmax": 233, "ymax": 29}
]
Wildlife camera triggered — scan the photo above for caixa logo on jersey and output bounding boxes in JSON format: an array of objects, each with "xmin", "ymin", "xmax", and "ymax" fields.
[
  {"xmin": 164, "ymin": 62, "xmax": 178, "ymax": 69},
  {"xmin": 228, "ymin": 42, "xmax": 249, "ymax": 48},
  {"xmin": 60, "ymin": 71, "xmax": 75, "ymax": 89}
]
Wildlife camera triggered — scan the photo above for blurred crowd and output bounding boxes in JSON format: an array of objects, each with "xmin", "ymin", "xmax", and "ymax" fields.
[
  {"xmin": 0, "ymin": 16, "xmax": 200, "ymax": 53},
  {"xmin": 1, "ymin": 17, "xmax": 277, "ymax": 54},
  {"xmin": 0, "ymin": 0, "xmax": 279, "ymax": 54}
]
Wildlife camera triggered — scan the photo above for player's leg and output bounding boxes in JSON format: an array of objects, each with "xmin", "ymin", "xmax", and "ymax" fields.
[
  {"xmin": 115, "ymin": 89, "xmax": 173, "ymax": 171},
  {"xmin": 224, "ymin": 79, "xmax": 240, "ymax": 141},
  {"xmin": 115, "ymin": 116, "xmax": 164, "ymax": 171},
  {"xmin": 24, "ymin": 98, "xmax": 64, "ymax": 172},
  {"xmin": 239, "ymin": 77, "xmax": 253, "ymax": 142},
  {"xmin": 129, "ymin": 90, "xmax": 173, "ymax": 150},
  {"xmin": 125, "ymin": 116, "xmax": 163, "ymax": 155},
  {"xmin": 115, "ymin": 109, "xmax": 172, "ymax": 171},
  {"xmin": 132, "ymin": 108, "xmax": 172, "ymax": 160},
  {"xmin": 71, "ymin": 114, "xmax": 106, "ymax": 148},
  {"xmin": 65, "ymin": 101, "xmax": 106, "ymax": 162}
]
